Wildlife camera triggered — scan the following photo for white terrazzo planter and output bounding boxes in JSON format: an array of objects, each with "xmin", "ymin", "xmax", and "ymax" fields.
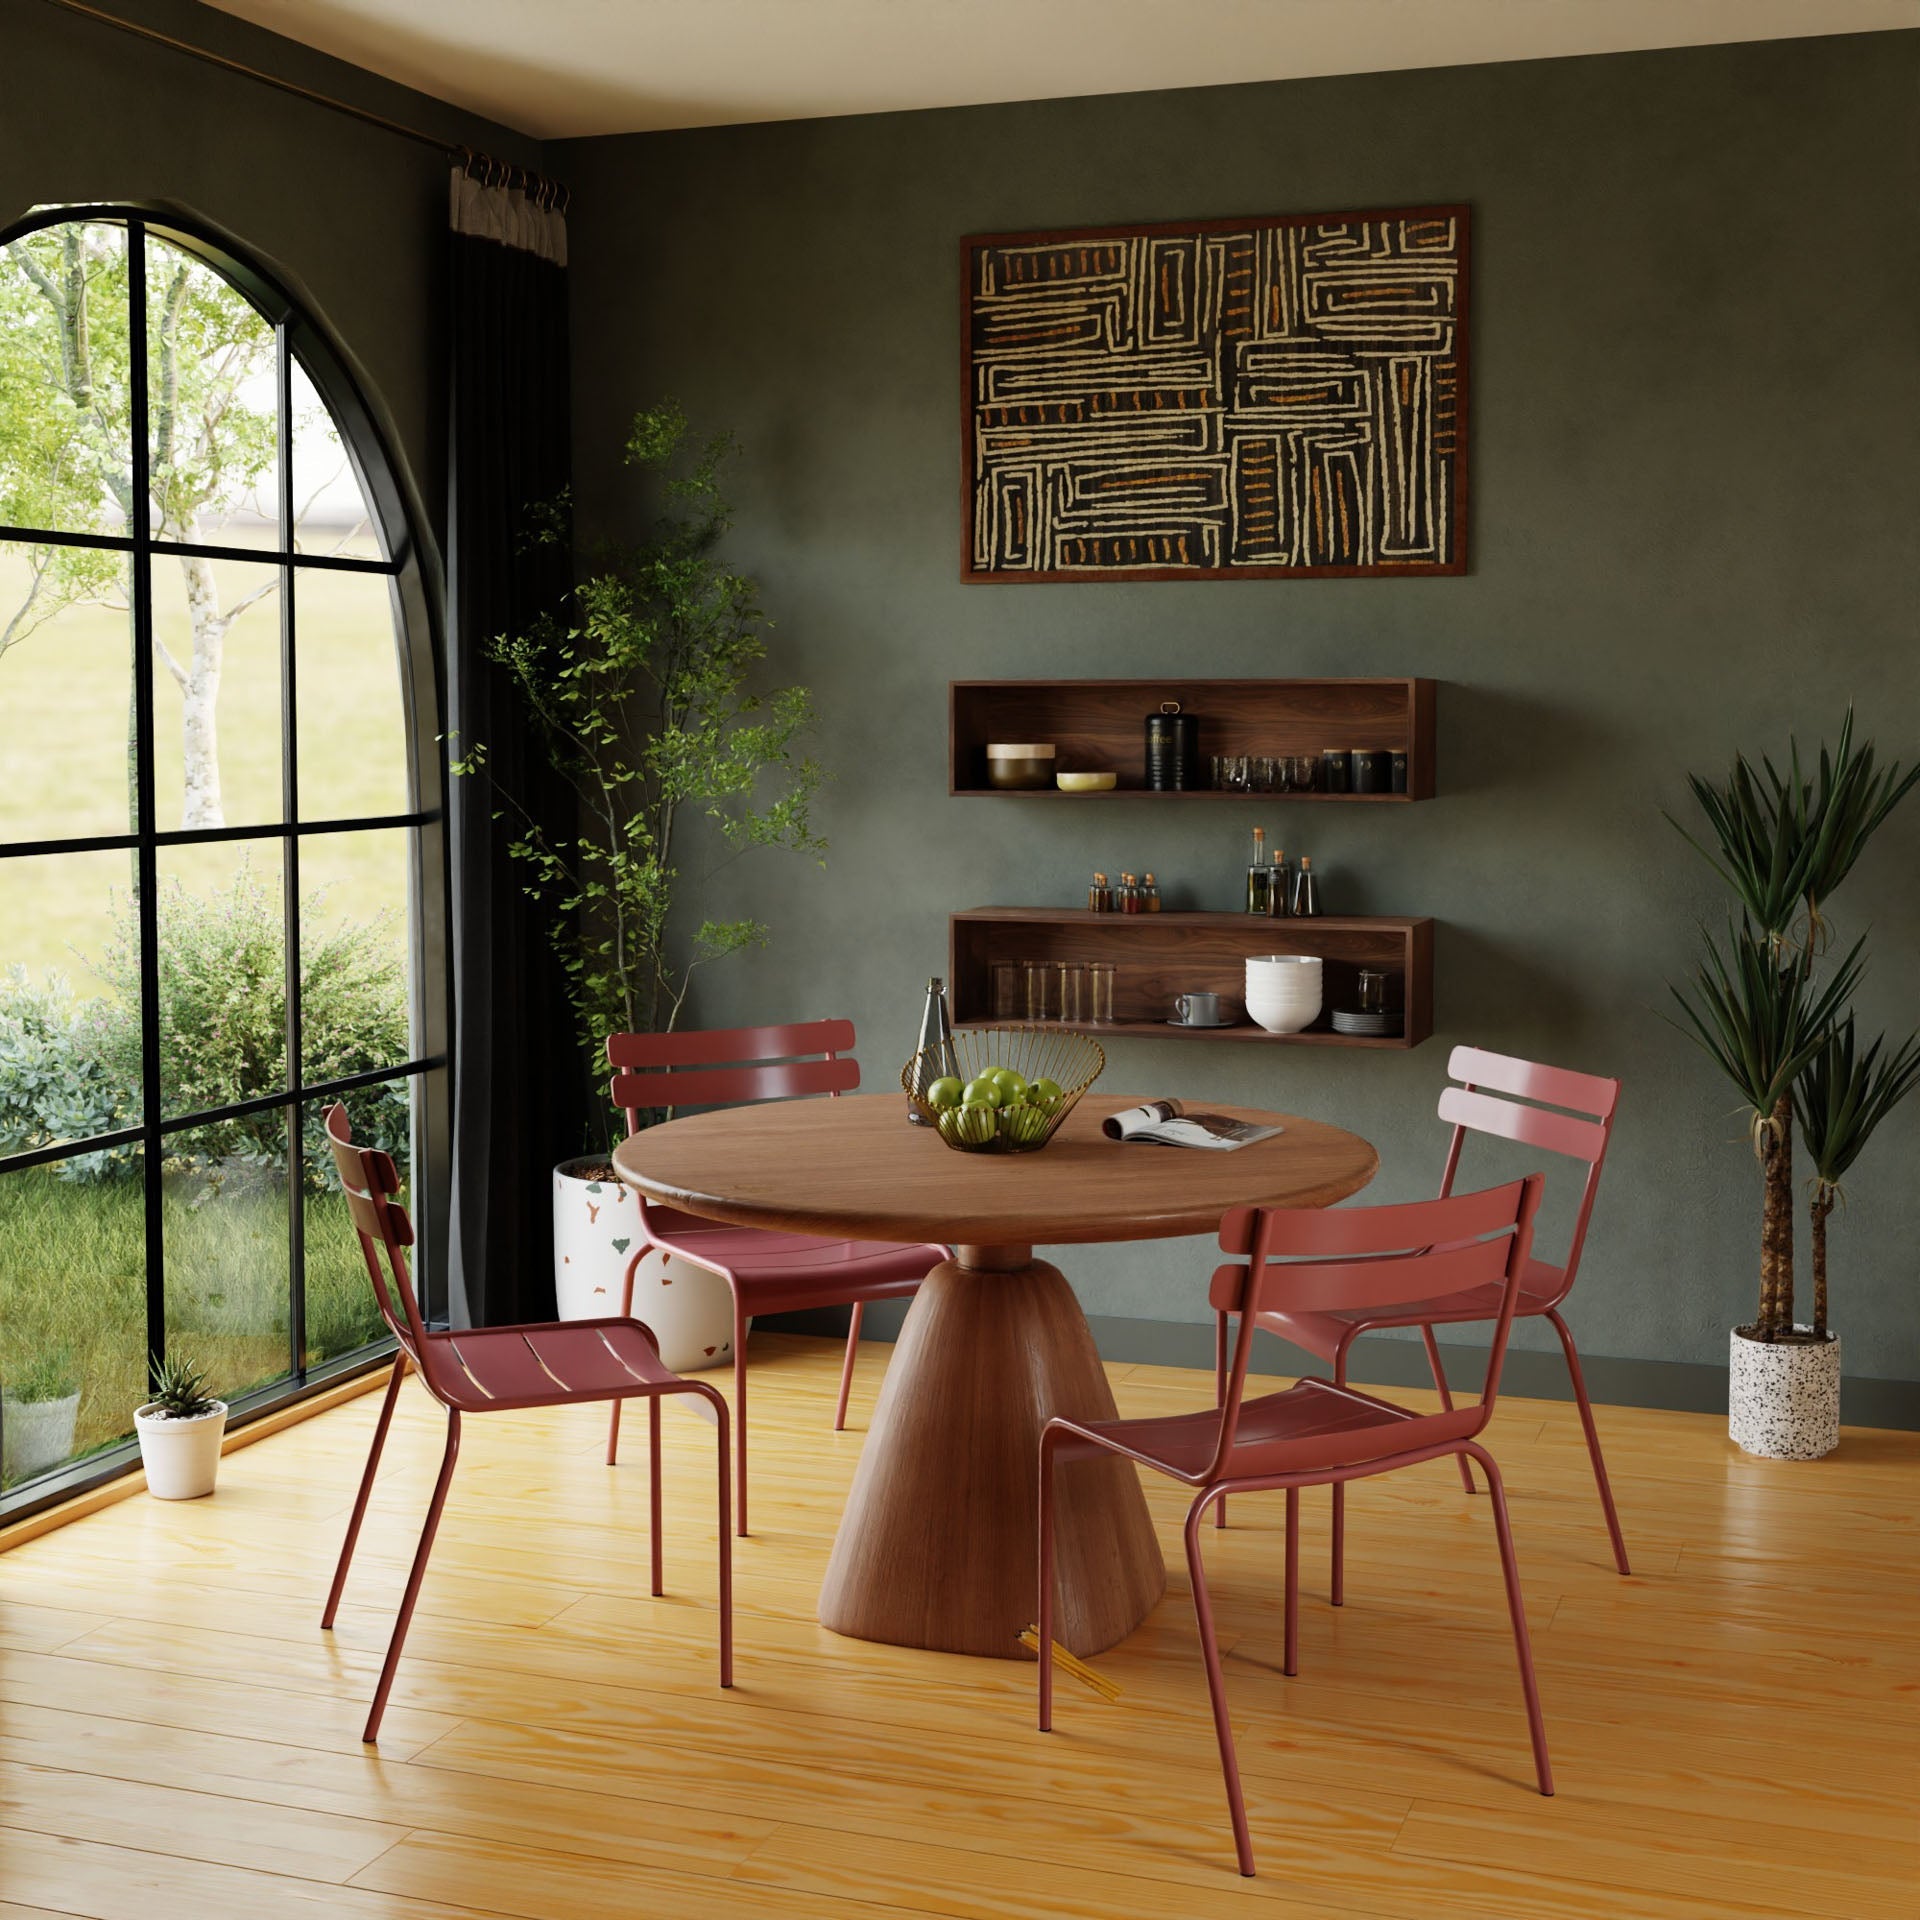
[
  {"xmin": 552, "ymin": 1159, "xmax": 736, "ymax": 1372},
  {"xmin": 134, "ymin": 1400, "xmax": 227, "ymax": 1499},
  {"xmin": 1729, "ymin": 1326, "xmax": 1841, "ymax": 1460},
  {"xmin": 1, "ymin": 1391, "xmax": 80, "ymax": 1484}
]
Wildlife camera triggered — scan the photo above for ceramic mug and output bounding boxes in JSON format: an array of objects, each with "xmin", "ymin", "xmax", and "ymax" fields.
[{"xmin": 1174, "ymin": 991, "xmax": 1223, "ymax": 1025}]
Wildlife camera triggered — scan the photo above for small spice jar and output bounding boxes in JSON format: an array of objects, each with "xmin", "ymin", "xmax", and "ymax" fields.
[
  {"xmin": 1140, "ymin": 872, "xmax": 1162, "ymax": 912},
  {"xmin": 1088, "ymin": 870, "xmax": 1114, "ymax": 914},
  {"xmin": 1117, "ymin": 871, "xmax": 1142, "ymax": 914}
]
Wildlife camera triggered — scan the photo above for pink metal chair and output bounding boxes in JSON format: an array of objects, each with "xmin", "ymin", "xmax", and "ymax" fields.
[
  {"xmin": 319, "ymin": 1104, "xmax": 732, "ymax": 1744},
  {"xmin": 1219, "ymin": 1045, "xmax": 1630, "ymax": 1588},
  {"xmin": 602, "ymin": 1019, "xmax": 948, "ymax": 1534},
  {"xmin": 1039, "ymin": 1176, "xmax": 1551, "ymax": 1877}
]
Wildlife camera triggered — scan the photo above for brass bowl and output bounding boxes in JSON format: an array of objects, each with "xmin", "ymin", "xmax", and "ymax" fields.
[{"xmin": 902, "ymin": 1025, "xmax": 1105, "ymax": 1154}]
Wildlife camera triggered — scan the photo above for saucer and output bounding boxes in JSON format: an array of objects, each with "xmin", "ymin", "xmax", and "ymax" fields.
[{"xmin": 1168, "ymin": 1015, "xmax": 1237, "ymax": 1029}]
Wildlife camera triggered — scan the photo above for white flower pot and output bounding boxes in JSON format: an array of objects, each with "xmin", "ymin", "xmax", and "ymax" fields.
[
  {"xmin": 552, "ymin": 1159, "xmax": 737, "ymax": 1372},
  {"xmin": 1728, "ymin": 1326, "xmax": 1841, "ymax": 1460},
  {"xmin": 135, "ymin": 1401, "xmax": 228, "ymax": 1499},
  {"xmin": 1, "ymin": 1392, "xmax": 80, "ymax": 1484}
]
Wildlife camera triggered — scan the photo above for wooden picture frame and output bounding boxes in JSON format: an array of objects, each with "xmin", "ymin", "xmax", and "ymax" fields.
[{"xmin": 961, "ymin": 205, "xmax": 1470, "ymax": 583}]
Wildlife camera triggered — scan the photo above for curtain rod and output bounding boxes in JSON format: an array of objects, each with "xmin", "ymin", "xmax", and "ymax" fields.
[{"xmin": 41, "ymin": 0, "xmax": 564, "ymax": 199}]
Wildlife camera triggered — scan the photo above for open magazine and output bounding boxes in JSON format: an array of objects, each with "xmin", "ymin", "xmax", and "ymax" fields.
[{"xmin": 1101, "ymin": 1099, "xmax": 1283, "ymax": 1152}]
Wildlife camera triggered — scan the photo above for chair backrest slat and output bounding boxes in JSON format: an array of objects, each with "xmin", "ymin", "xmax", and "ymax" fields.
[
  {"xmin": 1437, "ymin": 1085, "xmax": 1606, "ymax": 1164},
  {"xmin": 325, "ymin": 1104, "xmax": 432, "ymax": 1369},
  {"xmin": 608, "ymin": 1018, "xmax": 856, "ymax": 1070},
  {"xmin": 610, "ymin": 1054, "xmax": 860, "ymax": 1114},
  {"xmin": 1447, "ymin": 1044, "xmax": 1618, "ymax": 1119},
  {"xmin": 1208, "ymin": 1175, "xmax": 1543, "ymax": 1480}
]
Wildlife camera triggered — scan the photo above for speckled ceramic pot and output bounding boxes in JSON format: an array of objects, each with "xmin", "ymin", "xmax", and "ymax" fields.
[
  {"xmin": 551, "ymin": 1159, "xmax": 736, "ymax": 1372},
  {"xmin": 1729, "ymin": 1326, "xmax": 1841, "ymax": 1460}
]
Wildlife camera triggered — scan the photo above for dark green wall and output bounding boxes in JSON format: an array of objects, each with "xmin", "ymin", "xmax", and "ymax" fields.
[
  {"xmin": 559, "ymin": 32, "xmax": 1920, "ymax": 1408},
  {"xmin": 1, "ymin": 0, "xmax": 544, "ymax": 574}
]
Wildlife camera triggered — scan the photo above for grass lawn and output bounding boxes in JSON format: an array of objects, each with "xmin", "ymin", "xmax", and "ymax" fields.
[{"xmin": 0, "ymin": 1164, "xmax": 387, "ymax": 1486}]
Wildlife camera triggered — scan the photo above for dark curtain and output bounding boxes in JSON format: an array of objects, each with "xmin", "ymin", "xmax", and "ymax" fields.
[{"xmin": 446, "ymin": 178, "xmax": 581, "ymax": 1327}]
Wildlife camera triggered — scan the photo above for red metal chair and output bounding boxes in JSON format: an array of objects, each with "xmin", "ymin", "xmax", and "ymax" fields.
[
  {"xmin": 602, "ymin": 1019, "xmax": 948, "ymax": 1534},
  {"xmin": 1219, "ymin": 1045, "xmax": 1630, "ymax": 1588},
  {"xmin": 1039, "ymin": 1176, "xmax": 1551, "ymax": 1877},
  {"xmin": 318, "ymin": 1104, "xmax": 732, "ymax": 1744}
]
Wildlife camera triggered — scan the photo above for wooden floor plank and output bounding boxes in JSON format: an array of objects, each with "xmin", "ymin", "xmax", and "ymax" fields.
[{"xmin": 0, "ymin": 1332, "xmax": 1911, "ymax": 1920}]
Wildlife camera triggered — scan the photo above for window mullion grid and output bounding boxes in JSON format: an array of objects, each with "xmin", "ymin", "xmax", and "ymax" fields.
[
  {"xmin": 127, "ymin": 219, "xmax": 166, "ymax": 1395},
  {"xmin": 278, "ymin": 320, "xmax": 307, "ymax": 1386}
]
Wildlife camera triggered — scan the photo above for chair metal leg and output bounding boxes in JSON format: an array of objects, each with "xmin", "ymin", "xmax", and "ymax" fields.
[
  {"xmin": 1547, "ymin": 1308, "xmax": 1631, "ymax": 1575},
  {"xmin": 1036, "ymin": 1434, "xmax": 1057, "ymax": 1732},
  {"xmin": 1185, "ymin": 1492, "xmax": 1256, "ymax": 1876},
  {"xmin": 1331, "ymin": 1337, "xmax": 1353, "ymax": 1606},
  {"xmin": 363, "ymin": 1408, "xmax": 460, "ymax": 1745},
  {"xmin": 606, "ymin": 1248, "xmax": 645, "ymax": 1466},
  {"xmin": 322, "ymin": 1352, "xmax": 407, "ymax": 1630},
  {"xmin": 733, "ymin": 1303, "xmax": 750, "ymax": 1537},
  {"xmin": 712, "ymin": 1389, "xmax": 734, "ymax": 1689},
  {"xmin": 834, "ymin": 1301, "xmax": 864, "ymax": 1432},
  {"xmin": 1464, "ymin": 1443, "xmax": 1553, "ymax": 1796},
  {"xmin": 1283, "ymin": 1487, "xmax": 1299, "ymax": 1678},
  {"xmin": 648, "ymin": 1395, "xmax": 664, "ymax": 1597},
  {"xmin": 1214, "ymin": 1312, "xmax": 1230, "ymax": 1529},
  {"xmin": 1420, "ymin": 1324, "xmax": 1477, "ymax": 1494}
]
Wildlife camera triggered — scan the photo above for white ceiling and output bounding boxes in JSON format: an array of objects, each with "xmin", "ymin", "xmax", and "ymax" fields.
[{"xmin": 201, "ymin": 0, "xmax": 1920, "ymax": 140}]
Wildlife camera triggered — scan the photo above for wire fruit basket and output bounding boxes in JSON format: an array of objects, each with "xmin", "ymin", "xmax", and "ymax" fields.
[{"xmin": 901, "ymin": 1025, "xmax": 1106, "ymax": 1155}]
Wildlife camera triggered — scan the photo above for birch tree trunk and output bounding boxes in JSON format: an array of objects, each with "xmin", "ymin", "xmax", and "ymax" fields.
[{"xmin": 174, "ymin": 550, "xmax": 227, "ymax": 829}]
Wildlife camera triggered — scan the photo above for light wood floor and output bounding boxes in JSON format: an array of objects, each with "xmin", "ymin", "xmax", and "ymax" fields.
[{"xmin": 1, "ymin": 1333, "xmax": 1916, "ymax": 1919}]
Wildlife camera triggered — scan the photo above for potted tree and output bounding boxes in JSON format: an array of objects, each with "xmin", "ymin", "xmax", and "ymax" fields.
[
  {"xmin": 1, "ymin": 1349, "xmax": 80, "ymax": 1486},
  {"xmin": 1670, "ymin": 712, "xmax": 1918, "ymax": 1457},
  {"xmin": 459, "ymin": 402, "xmax": 825, "ymax": 1369},
  {"xmin": 134, "ymin": 1351, "xmax": 227, "ymax": 1499}
]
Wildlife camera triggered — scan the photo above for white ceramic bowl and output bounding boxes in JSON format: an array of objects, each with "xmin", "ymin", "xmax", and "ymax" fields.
[
  {"xmin": 1245, "ymin": 954, "xmax": 1322, "ymax": 976},
  {"xmin": 1247, "ymin": 993, "xmax": 1321, "ymax": 1034}
]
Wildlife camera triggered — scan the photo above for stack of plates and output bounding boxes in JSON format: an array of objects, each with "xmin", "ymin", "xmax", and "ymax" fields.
[
  {"xmin": 1331, "ymin": 1009, "xmax": 1402, "ymax": 1037},
  {"xmin": 1244, "ymin": 954, "xmax": 1322, "ymax": 1034}
]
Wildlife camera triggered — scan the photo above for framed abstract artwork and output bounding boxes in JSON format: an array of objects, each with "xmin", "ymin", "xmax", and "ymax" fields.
[{"xmin": 961, "ymin": 204, "xmax": 1469, "ymax": 582}]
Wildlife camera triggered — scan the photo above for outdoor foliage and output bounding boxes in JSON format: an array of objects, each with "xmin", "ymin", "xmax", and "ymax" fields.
[
  {"xmin": 1670, "ymin": 711, "xmax": 1919, "ymax": 1340},
  {"xmin": 2, "ymin": 1347, "xmax": 78, "ymax": 1406},
  {"xmin": 457, "ymin": 400, "xmax": 826, "ymax": 1121},
  {"xmin": 0, "ymin": 864, "xmax": 409, "ymax": 1185}
]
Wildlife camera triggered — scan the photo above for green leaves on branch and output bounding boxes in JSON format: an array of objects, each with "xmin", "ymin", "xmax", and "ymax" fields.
[
  {"xmin": 1668, "ymin": 707, "xmax": 1920, "ymax": 948},
  {"xmin": 465, "ymin": 401, "xmax": 827, "ymax": 1119}
]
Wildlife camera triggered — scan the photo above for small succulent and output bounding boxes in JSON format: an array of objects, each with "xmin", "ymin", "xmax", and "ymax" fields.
[
  {"xmin": 146, "ymin": 1350, "xmax": 221, "ymax": 1421},
  {"xmin": 3, "ymin": 1347, "xmax": 78, "ymax": 1405}
]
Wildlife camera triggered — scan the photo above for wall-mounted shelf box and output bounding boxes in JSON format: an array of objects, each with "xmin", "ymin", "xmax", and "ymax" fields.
[
  {"xmin": 949, "ymin": 678, "xmax": 1436, "ymax": 800},
  {"xmin": 950, "ymin": 908, "xmax": 1434, "ymax": 1048}
]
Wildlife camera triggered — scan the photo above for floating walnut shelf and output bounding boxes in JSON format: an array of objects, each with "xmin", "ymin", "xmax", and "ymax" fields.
[
  {"xmin": 950, "ymin": 909, "xmax": 1435, "ymax": 1049},
  {"xmin": 949, "ymin": 678, "xmax": 1436, "ymax": 800}
]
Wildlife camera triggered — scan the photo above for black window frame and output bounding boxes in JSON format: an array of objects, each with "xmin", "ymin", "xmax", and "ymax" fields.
[{"xmin": 0, "ymin": 205, "xmax": 450, "ymax": 1523}]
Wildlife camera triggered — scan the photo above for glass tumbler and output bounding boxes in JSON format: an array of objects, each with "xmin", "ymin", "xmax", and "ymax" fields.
[
  {"xmin": 1024, "ymin": 960, "xmax": 1054, "ymax": 1021},
  {"xmin": 1086, "ymin": 961, "xmax": 1116, "ymax": 1023},
  {"xmin": 992, "ymin": 960, "xmax": 1023, "ymax": 1020},
  {"xmin": 1056, "ymin": 962, "xmax": 1085, "ymax": 1024}
]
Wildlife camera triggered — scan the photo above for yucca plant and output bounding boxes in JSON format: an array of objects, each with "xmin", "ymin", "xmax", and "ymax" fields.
[
  {"xmin": 146, "ymin": 1350, "xmax": 220, "ymax": 1421},
  {"xmin": 1669, "ymin": 925, "xmax": 1866, "ymax": 1340},
  {"xmin": 1669, "ymin": 707, "xmax": 1920, "ymax": 954},
  {"xmin": 1794, "ymin": 1021, "xmax": 1920, "ymax": 1340}
]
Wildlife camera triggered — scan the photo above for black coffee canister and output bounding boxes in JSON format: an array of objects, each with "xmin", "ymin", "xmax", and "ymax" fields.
[
  {"xmin": 1146, "ymin": 701, "xmax": 1199, "ymax": 790},
  {"xmin": 1353, "ymin": 749, "xmax": 1391, "ymax": 795}
]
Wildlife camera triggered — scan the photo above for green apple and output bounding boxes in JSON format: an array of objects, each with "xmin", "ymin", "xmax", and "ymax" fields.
[
  {"xmin": 924, "ymin": 1075, "xmax": 964, "ymax": 1110},
  {"xmin": 1026, "ymin": 1076, "xmax": 1063, "ymax": 1114},
  {"xmin": 1003, "ymin": 1104, "xmax": 1051, "ymax": 1145},
  {"xmin": 990, "ymin": 1067, "xmax": 1028, "ymax": 1101},
  {"xmin": 962, "ymin": 1077, "xmax": 1003, "ymax": 1108},
  {"xmin": 941, "ymin": 1104, "xmax": 998, "ymax": 1147}
]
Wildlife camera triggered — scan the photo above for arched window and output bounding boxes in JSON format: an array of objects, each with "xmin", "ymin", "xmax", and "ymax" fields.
[{"xmin": 0, "ymin": 208, "xmax": 445, "ymax": 1513}]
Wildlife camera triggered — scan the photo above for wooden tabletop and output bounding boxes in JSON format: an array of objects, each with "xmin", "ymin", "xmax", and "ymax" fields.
[{"xmin": 613, "ymin": 1092, "xmax": 1377, "ymax": 1247}]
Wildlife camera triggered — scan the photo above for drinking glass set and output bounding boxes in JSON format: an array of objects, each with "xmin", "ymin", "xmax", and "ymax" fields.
[
  {"xmin": 993, "ymin": 959, "xmax": 1116, "ymax": 1024},
  {"xmin": 1210, "ymin": 754, "xmax": 1320, "ymax": 793}
]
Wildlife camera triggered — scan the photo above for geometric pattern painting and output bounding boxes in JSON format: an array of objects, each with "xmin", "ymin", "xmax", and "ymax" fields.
[{"xmin": 963, "ymin": 205, "xmax": 1468, "ymax": 581}]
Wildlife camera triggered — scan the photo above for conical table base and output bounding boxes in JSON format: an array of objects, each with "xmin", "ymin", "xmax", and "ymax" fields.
[{"xmin": 819, "ymin": 1248, "xmax": 1166, "ymax": 1659}]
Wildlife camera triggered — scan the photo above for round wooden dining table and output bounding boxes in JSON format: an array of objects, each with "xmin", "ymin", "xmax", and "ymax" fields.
[{"xmin": 614, "ymin": 1090, "xmax": 1376, "ymax": 1660}]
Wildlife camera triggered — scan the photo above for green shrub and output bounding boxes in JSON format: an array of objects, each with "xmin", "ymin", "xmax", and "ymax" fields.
[
  {"xmin": 3, "ymin": 1345, "xmax": 78, "ymax": 1404},
  {"xmin": 0, "ymin": 968, "xmax": 128, "ymax": 1175}
]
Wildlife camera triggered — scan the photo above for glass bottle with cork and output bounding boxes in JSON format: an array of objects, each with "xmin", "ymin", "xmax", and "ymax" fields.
[
  {"xmin": 1266, "ymin": 846, "xmax": 1292, "ymax": 918},
  {"xmin": 1291, "ymin": 856, "xmax": 1322, "ymax": 917},
  {"xmin": 1088, "ymin": 870, "xmax": 1114, "ymax": 914},
  {"xmin": 1140, "ymin": 872, "xmax": 1161, "ymax": 912},
  {"xmin": 1117, "ymin": 871, "xmax": 1142, "ymax": 914},
  {"xmin": 1244, "ymin": 828, "xmax": 1270, "ymax": 915}
]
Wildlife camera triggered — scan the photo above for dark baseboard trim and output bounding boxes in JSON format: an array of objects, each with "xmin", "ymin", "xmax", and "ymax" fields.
[{"xmin": 765, "ymin": 1305, "xmax": 1920, "ymax": 1432}]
